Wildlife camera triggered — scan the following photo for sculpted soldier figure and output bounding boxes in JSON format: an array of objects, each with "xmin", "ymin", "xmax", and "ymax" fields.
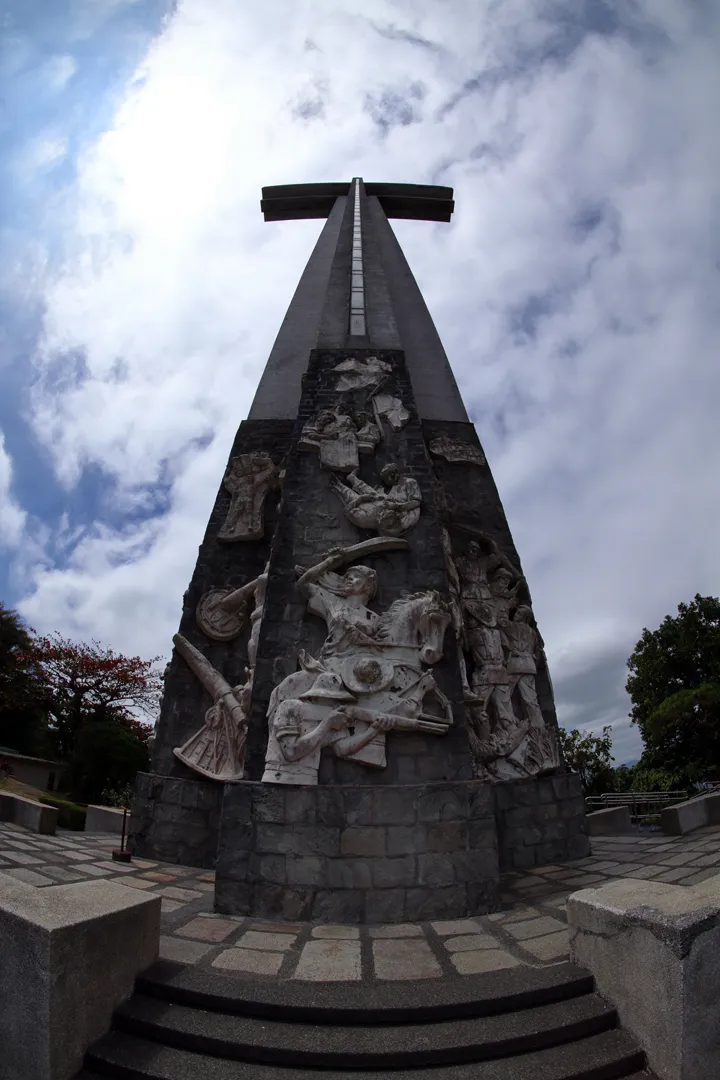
[
  {"xmin": 261, "ymin": 675, "xmax": 397, "ymax": 785},
  {"xmin": 329, "ymin": 463, "xmax": 422, "ymax": 536},
  {"xmin": 299, "ymin": 404, "xmax": 380, "ymax": 472},
  {"xmin": 464, "ymin": 601, "xmax": 515, "ymax": 734}
]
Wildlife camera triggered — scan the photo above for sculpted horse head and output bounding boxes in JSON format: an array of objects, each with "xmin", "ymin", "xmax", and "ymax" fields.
[{"xmin": 375, "ymin": 590, "xmax": 450, "ymax": 666}]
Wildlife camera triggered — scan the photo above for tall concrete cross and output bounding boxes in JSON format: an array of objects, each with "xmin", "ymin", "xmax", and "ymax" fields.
[{"xmin": 130, "ymin": 177, "xmax": 586, "ymax": 925}]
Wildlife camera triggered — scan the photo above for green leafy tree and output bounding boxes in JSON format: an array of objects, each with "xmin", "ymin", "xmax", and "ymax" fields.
[
  {"xmin": 558, "ymin": 725, "xmax": 615, "ymax": 795},
  {"xmin": 626, "ymin": 596, "xmax": 720, "ymax": 784},
  {"xmin": 0, "ymin": 603, "xmax": 51, "ymax": 756},
  {"xmin": 69, "ymin": 721, "xmax": 150, "ymax": 804}
]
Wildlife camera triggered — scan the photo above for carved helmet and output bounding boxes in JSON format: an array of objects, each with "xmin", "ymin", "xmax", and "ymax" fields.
[{"xmin": 299, "ymin": 673, "xmax": 356, "ymax": 702}]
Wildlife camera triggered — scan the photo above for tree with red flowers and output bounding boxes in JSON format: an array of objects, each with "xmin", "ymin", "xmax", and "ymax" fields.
[{"xmin": 33, "ymin": 634, "xmax": 162, "ymax": 761}]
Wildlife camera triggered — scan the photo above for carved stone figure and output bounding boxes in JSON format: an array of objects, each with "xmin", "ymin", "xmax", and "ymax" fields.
[
  {"xmin": 332, "ymin": 355, "xmax": 391, "ymax": 391},
  {"xmin": 464, "ymin": 601, "xmax": 515, "ymax": 731},
  {"xmin": 172, "ymin": 634, "xmax": 249, "ymax": 781},
  {"xmin": 261, "ymin": 678, "xmax": 397, "ymax": 785},
  {"xmin": 196, "ymin": 563, "xmax": 269, "ymax": 651},
  {"xmin": 467, "ymin": 606, "xmax": 561, "ymax": 781},
  {"xmin": 456, "ymin": 535, "xmax": 518, "ymax": 619},
  {"xmin": 218, "ymin": 453, "xmax": 277, "ymax": 541},
  {"xmin": 429, "ymin": 437, "xmax": 486, "ymax": 466},
  {"xmin": 299, "ymin": 405, "xmax": 381, "ymax": 472},
  {"xmin": 328, "ymin": 463, "xmax": 422, "ymax": 536},
  {"xmin": 262, "ymin": 538, "xmax": 452, "ymax": 784},
  {"xmin": 374, "ymin": 394, "xmax": 410, "ymax": 431},
  {"xmin": 489, "ymin": 566, "xmax": 525, "ymax": 624}
]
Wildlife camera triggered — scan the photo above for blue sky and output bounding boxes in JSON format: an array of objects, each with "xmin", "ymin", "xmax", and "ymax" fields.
[{"xmin": 1, "ymin": 0, "xmax": 719, "ymax": 766}]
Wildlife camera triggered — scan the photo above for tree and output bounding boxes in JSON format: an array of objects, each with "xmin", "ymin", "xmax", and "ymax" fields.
[
  {"xmin": 626, "ymin": 595, "xmax": 720, "ymax": 740},
  {"xmin": 0, "ymin": 603, "xmax": 51, "ymax": 756},
  {"xmin": 641, "ymin": 683, "xmax": 720, "ymax": 786},
  {"xmin": 626, "ymin": 595, "xmax": 720, "ymax": 783},
  {"xmin": 558, "ymin": 725, "xmax": 614, "ymax": 795},
  {"xmin": 34, "ymin": 634, "xmax": 161, "ymax": 761},
  {"xmin": 68, "ymin": 720, "xmax": 149, "ymax": 804}
]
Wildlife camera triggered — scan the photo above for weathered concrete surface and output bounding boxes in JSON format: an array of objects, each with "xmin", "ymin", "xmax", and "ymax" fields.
[
  {"xmin": 661, "ymin": 792, "xmax": 720, "ymax": 836},
  {"xmin": 568, "ymin": 876, "xmax": 720, "ymax": 1080},
  {"xmin": 85, "ymin": 804, "xmax": 128, "ymax": 834},
  {"xmin": 0, "ymin": 878, "xmax": 160, "ymax": 1080},
  {"xmin": 586, "ymin": 805, "xmax": 634, "ymax": 836},
  {"xmin": 0, "ymin": 791, "xmax": 57, "ymax": 834}
]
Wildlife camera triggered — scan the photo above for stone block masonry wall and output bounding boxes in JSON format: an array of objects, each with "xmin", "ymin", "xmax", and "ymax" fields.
[
  {"xmin": 129, "ymin": 773, "xmax": 223, "ymax": 870},
  {"xmin": 215, "ymin": 780, "xmax": 500, "ymax": 924},
  {"xmin": 495, "ymin": 773, "xmax": 590, "ymax": 871}
]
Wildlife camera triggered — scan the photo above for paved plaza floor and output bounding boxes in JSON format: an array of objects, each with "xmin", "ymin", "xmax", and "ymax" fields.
[{"xmin": 2, "ymin": 820, "xmax": 719, "ymax": 984}]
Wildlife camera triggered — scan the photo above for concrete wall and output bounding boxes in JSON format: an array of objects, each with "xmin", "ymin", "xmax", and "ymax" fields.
[
  {"xmin": 85, "ymin": 805, "xmax": 128, "ymax": 835},
  {"xmin": 587, "ymin": 805, "xmax": 634, "ymax": 836},
  {"xmin": 661, "ymin": 791, "xmax": 720, "ymax": 836},
  {"xmin": 0, "ymin": 877, "xmax": 160, "ymax": 1080},
  {"xmin": 0, "ymin": 791, "xmax": 57, "ymax": 834},
  {"xmin": 569, "ymin": 877, "xmax": 720, "ymax": 1080},
  {"xmin": 129, "ymin": 772, "xmax": 223, "ymax": 869}
]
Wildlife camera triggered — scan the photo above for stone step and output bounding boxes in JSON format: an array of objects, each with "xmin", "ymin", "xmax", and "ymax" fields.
[
  {"xmin": 113, "ymin": 991, "xmax": 617, "ymax": 1069},
  {"xmin": 83, "ymin": 1028, "xmax": 648, "ymax": 1079},
  {"xmin": 136, "ymin": 959, "xmax": 595, "ymax": 1023}
]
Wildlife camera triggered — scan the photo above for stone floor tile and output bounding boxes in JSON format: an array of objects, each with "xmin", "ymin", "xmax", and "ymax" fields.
[
  {"xmin": 660, "ymin": 853, "xmax": 703, "ymax": 867},
  {"xmin": 139, "ymin": 872, "xmax": 178, "ymax": 882},
  {"xmin": 196, "ymin": 872, "xmax": 216, "ymax": 882},
  {"xmin": 489, "ymin": 907, "xmax": 540, "ymax": 924},
  {"xmin": 430, "ymin": 918, "xmax": 484, "ymax": 936},
  {"xmin": 2, "ymin": 840, "xmax": 36, "ymax": 850},
  {"xmin": 250, "ymin": 922, "xmax": 303, "ymax": 933},
  {"xmin": 619, "ymin": 866, "xmax": 672, "ymax": 879},
  {"xmin": 653, "ymin": 867, "xmax": 697, "ymax": 883},
  {"xmin": 504, "ymin": 916, "xmax": 565, "ymax": 941},
  {"xmin": 158, "ymin": 885, "xmax": 203, "ymax": 900},
  {"xmin": 369, "ymin": 924, "xmax": 423, "ymax": 938},
  {"xmin": 237, "ymin": 930, "xmax": 296, "ymax": 951},
  {"xmin": 116, "ymin": 876, "xmax": 157, "ymax": 889},
  {"xmin": 311, "ymin": 925, "xmax": 360, "ymax": 939},
  {"xmin": 679, "ymin": 868, "xmax": 720, "ymax": 886},
  {"xmin": 75, "ymin": 864, "xmax": 112, "ymax": 877},
  {"xmin": 161, "ymin": 899, "xmax": 184, "ymax": 913},
  {"xmin": 130, "ymin": 858, "xmax": 158, "ymax": 869},
  {"xmin": 214, "ymin": 949, "xmax": 283, "ymax": 976},
  {"xmin": 372, "ymin": 939, "xmax": 442, "ymax": 981},
  {"xmin": 36, "ymin": 866, "xmax": 87, "ymax": 883},
  {"xmin": 690, "ymin": 853, "xmax": 720, "ymax": 866},
  {"xmin": 3, "ymin": 867, "xmax": 55, "ymax": 885},
  {"xmin": 159, "ymin": 936, "xmax": 214, "ymax": 964},
  {"xmin": 520, "ymin": 930, "xmax": 570, "ymax": 962},
  {"xmin": 176, "ymin": 917, "xmax": 239, "ymax": 942},
  {"xmin": 450, "ymin": 949, "xmax": 522, "ymax": 975},
  {"xmin": 93, "ymin": 861, "xmax": 137, "ymax": 873},
  {"xmin": 3, "ymin": 851, "xmax": 44, "ymax": 865},
  {"xmin": 186, "ymin": 880, "xmax": 214, "ymax": 892},
  {"xmin": 59, "ymin": 851, "xmax": 96, "ymax": 861},
  {"xmin": 527, "ymin": 865, "xmax": 564, "ymax": 874},
  {"xmin": 443, "ymin": 934, "xmax": 498, "ymax": 953},
  {"xmin": 294, "ymin": 940, "xmax": 362, "ymax": 981}
]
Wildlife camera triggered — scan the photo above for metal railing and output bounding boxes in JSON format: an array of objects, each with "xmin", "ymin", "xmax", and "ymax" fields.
[{"xmin": 585, "ymin": 790, "xmax": 690, "ymax": 830}]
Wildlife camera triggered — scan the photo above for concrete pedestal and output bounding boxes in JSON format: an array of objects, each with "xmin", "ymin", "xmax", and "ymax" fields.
[
  {"xmin": 0, "ymin": 877, "xmax": 160, "ymax": 1080},
  {"xmin": 568, "ymin": 877, "xmax": 720, "ymax": 1080}
]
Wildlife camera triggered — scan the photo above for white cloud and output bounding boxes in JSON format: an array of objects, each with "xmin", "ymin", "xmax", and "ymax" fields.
[
  {"xmin": 15, "ymin": 134, "xmax": 69, "ymax": 176},
  {"xmin": 10, "ymin": 1, "xmax": 720, "ymax": 765},
  {"xmin": 0, "ymin": 433, "xmax": 27, "ymax": 549},
  {"xmin": 43, "ymin": 53, "xmax": 78, "ymax": 92}
]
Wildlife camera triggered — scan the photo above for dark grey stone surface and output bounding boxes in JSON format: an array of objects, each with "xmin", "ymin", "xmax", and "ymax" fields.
[
  {"xmin": 495, "ymin": 774, "xmax": 590, "ymax": 872},
  {"xmin": 215, "ymin": 781, "xmax": 500, "ymax": 924},
  {"xmin": 128, "ymin": 773, "xmax": 223, "ymax": 869}
]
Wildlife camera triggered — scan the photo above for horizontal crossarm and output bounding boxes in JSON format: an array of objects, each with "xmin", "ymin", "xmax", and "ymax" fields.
[{"xmin": 261, "ymin": 182, "xmax": 454, "ymax": 222}]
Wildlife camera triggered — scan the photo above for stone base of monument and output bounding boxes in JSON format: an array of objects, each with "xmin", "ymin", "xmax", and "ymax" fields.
[
  {"xmin": 568, "ymin": 877, "xmax": 720, "ymax": 1080},
  {"xmin": 0, "ymin": 876, "xmax": 160, "ymax": 1080},
  {"xmin": 211, "ymin": 773, "xmax": 589, "ymax": 924},
  {"xmin": 214, "ymin": 780, "xmax": 500, "ymax": 923},
  {"xmin": 128, "ymin": 771, "xmax": 589, "ymax": 923}
]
